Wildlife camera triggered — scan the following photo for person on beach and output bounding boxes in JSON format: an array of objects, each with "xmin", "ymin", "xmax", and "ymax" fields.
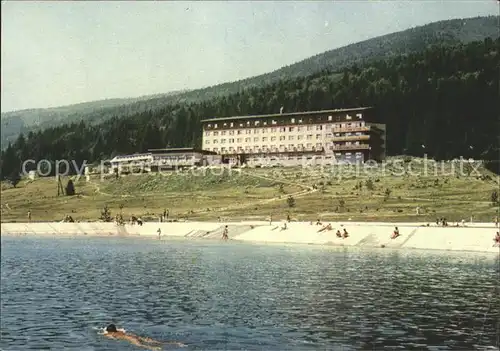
[
  {"xmin": 342, "ymin": 228, "xmax": 349, "ymax": 238},
  {"xmin": 222, "ymin": 225, "xmax": 229, "ymax": 240},
  {"xmin": 336, "ymin": 229, "xmax": 342, "ymax": 238},
  {"xmin": 493, "ymin": 232, "xmax": 500, "ymax": 247},
  {"xmin": 103, "ymin": 324, "xmax": 185, "ymax": 350},
  {"xmin": 391, "ymin": 227, "xmax": 400, "ymax": 239},
  {"xmin": 318, "ymin": 223, "xmax": 332, "ymax": 232},
  {"xmin": 157, "ymin": 228, "xmax": 161, "ymax": 240},
  {"xmin": 28, "ymin": 210, "xmax": 32, "ymax": 222},
  {"xmin": 280, "ymin": 222, "xmax": 287, "ymax": 231}
]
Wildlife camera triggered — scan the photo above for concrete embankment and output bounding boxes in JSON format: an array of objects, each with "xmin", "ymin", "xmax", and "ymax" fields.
[{"xmin": 1, "ymin": 221, "xmax": 499, "ymax": 253}]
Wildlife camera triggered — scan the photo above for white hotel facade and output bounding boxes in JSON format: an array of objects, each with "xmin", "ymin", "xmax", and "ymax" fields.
[{"xmin": 201, "ymin": 107, "xmax": 386, "ymax": 166}]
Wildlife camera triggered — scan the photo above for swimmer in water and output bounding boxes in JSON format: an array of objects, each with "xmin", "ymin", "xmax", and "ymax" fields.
[{"xmin": 103, "ymin": 324, "xmax": 185, "ymax": 350}]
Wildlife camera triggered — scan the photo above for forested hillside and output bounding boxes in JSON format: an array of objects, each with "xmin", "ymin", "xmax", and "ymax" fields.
[
  {"xmin": 1, "ymin": 37, "xmax": 499, "ymax": 179},
  {"xmin": 1, "ymin": 16, "xmax": 498, "ymax": 148}
]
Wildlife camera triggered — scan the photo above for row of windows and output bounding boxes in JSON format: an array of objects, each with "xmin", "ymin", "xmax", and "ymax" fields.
[
  {"xmin": 205, "ymin": 146, "xmax": 366, "ymax": 154},
  {"xmin": 204, "ymin": 122, "xmax": 366, "ymax": 136},
  {"xmin": 205, "ymin": 134, "xmax": 329, "ymax": 144},
  {"xmin": 205, "ymin": 113, "xmax": 364, "ymax": 129},
  {"xmin": 204, "ymin": 133, "xmax": 367, "ymax": 144}
]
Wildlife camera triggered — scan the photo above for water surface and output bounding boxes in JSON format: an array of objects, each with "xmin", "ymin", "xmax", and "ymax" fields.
[{"xmin": 1, "ymin": 236, "xmax": 499, "ymax": 350}]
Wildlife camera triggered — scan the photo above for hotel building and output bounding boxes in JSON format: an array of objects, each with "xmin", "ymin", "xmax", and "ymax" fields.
[
  {"xmin": 201, "ymin": 107, "xmax": 386, "ymax": 166},
  {"xmin": 109, "ymin": 148, "xmax": 219, "ymax": 173}
]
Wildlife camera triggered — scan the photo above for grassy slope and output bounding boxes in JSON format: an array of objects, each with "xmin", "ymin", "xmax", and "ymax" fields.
[{"xmin": 1, "ymin": 159, "xmax": 498, "ymax": 223}]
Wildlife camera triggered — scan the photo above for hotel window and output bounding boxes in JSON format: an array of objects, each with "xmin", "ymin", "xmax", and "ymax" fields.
[
  {"xmin": 223, "ymin": 123, "xmax": 227, "ymax": 127},
  {"xmin": 213, "ymin": 148, "xmax": 218, "ymax": 152},
  {"xmin": 208, "ymin": 124, "xmax": 212, "ymax": 128},
  {"xmin": 214, "ymin": 124, "xmax": 218, "ymax": 128},
  {"xmin": 298, "ymin": 143, "xmax": 304, "ymax": 148},
  {"xmin": 297, "ymin": 126, "xmax": 303, "ymax": 132},
  {"xmin": 205, "ymin": 140, "xmax": 210, "ymax": 144},
  {"xmin": 288, "ymin": 144, "xmax": 294, "ymax": 148},
  {"xmin": 205, "ymin": 131, "xmax": 210, "ymax": 136},
  {"xmin": 316, "ymin": 143, "xmax": 322, "ymax": 148},
  {"xmin": 255, "ymin": 121, "xmax": 260, "ymax": 126},
  {"xmin": 326, "ymin": 133, "xmax": 332, "ymax": 138},
  {"xmin": 316, "ymin": 134, "xmax": 321, "ymax": 139},
  {"xmin": 355, "ymin": 141, "xmax": 360, "ymax": 145},
  {"xmin": 229, "ymin": 130, "xmax": 234, "ymax": 135},
  {"xmin": 239, "ymin": 123, "xmax": 244, "ymax": 127},
  {"xmin": 254, "ymin": 129, "xmax": 259, "ymax": 134},
  {"xmin": 316, "ymin": 125, "xmax": 323, "ymax": 130},
  {"xmin": 357, "ymin": 113, "xmax": 362, "ymax": 119},
  {"xmin": 289, "ymin": 136, "xmax": 294, "ymax": 140},
  {"xmin": 237, "ymin": 138, "xmax": 242, "ymax": 143},
  {"xmin": 213, "ymin": 140, "xmax": 218, "ymax": 144},
  {"xmin": 262, "ymin": 137, "xmax": 268, "ymax": 142},
  {"xmin": 279, "ymin": 145, "xmax": 285, "ymax": 149},
  {"xmin": 297, "ymin": 135, "xmax": 303, "ymax": 140},
  {"xmin": 263, "ymin": 121, "xmax": 267, "ymax": 126},
  {"xmin": 229, "ymin": 138, "xmax": 234, "ymax": 143},
  {"xmin": 298, "ymin": 119, "xmax": 303, "ymax": 123},
  {"xmin": 289, "ymin": 127, "xmax": 294, "ymax": 132},
  {"xmin": 221, "ymin": 139, "xmax": 226, "ymax": 144},
  {"xmin": 247, "ymin": 121, "xmax": 251, "ymax": 126},
  {"xmin": 246, "ymin": 130, "xmax": 252, "ymax": 134},
  {"xmin": 254, "ymin": 137, "xmax": 259, "ymax": 142},
  {"xmin": 230, "ymin": 122, "xmax": 234, "ymax": 127},
  {"xmin": 306, "ymin": 143, "xmax": 312, "ymax": 148},
  {"xmin": 213, "ymin": 131, "xmax": 219, "ymax": 136},
  {"xmin": 237, "ymin": 130, "xmax": 242, "ymax": 135},
  {"xmin": 229, "ymin": 147, "xmax": 234, "ymax": 152},
  {"xmin": 221, "ymin": 131, "xmax": 227, "ymax": 135},
  {"xmin": 245, "ymin": 137, "xmax": 251, "ymax": 142},
  {"xmin": 307, "ymin": 135, "xmax": 313, "ymax": 140},
  {"xmin": 346, "ymin": 114, "xmax": 352, "ymax": 120},
  {"xmin": 291, "ymin": 118, "xmax": 295, "ymax": 123},
  {"xmin": 279, "ymin": 127, "xmax": 286, "ymax": 132},
  {"xmin": 328, "ymin": 115, "xmax": 333, "ymax": 121},
  {"xmin": 271, "ymin": 136, "xmax": 277, "ymax": 141},
  {"xmin": 272, "ymin": 120, "xmax": 277, "ymax": 125},
  {"xmin": 280, "ymin": 136, "xmax": 286, "ymax": 141},
  {"xmin": 307, "ymin": 126, "xmax": 313, "ymax": 131},
  {"xmin": 271, "ymin": 128, "xmax": 277, "ymax": 132}
]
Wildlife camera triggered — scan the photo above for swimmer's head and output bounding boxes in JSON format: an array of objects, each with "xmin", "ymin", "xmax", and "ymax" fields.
[{"xmin": 106, "ymin": 324, "xmax": 118, "ymax": 333}]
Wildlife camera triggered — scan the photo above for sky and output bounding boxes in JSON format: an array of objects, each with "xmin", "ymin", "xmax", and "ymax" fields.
[{"xmin": 1, "ymin": 1, "xmax": 498, "ymax": 113}]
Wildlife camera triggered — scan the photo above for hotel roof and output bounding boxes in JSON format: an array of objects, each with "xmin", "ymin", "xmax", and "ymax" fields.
[{"xmin": 200, "ymin": 107, "xmax": 372, "ymax": 123}]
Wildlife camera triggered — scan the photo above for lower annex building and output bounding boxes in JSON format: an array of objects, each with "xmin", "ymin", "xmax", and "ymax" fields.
[{"xmin": 201, "ymin": 107, "xmax": 386, "ymax": 166}]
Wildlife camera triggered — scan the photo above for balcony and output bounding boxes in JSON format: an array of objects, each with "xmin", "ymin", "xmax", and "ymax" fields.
[
  {"xmin": 332, "ymin": 144, "xmax": 370, "ymax": 151},
  {"xmin": 332, "ymin": 126, "xmax": 371, "ymax": 133},
  {"xmin": 330, "ymin": 135, "xmax": 370, "ymax": 142}
]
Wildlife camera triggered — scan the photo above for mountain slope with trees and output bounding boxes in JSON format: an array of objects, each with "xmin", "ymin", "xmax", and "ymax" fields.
[
  {"xmin": 1, "ymin": 15, "xmax": 498, "ymax": 148},
  {"xmin": 1, "ymin": 37, "xmax": 499, "ymax": 180}
]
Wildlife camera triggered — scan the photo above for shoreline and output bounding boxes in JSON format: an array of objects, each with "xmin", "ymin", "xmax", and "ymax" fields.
[{"xmin": 2, "ymin": 221, "xmax": 499, "ymax": 253}]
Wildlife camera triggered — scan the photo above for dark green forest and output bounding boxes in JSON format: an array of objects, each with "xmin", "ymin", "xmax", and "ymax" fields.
[
  {"xmin": 1, "ymin": 16, "xmax": 498, "ymax": 148},
  {"xmin": 1, "ymin": 37, "xmax": 499, "ymax": 179}
]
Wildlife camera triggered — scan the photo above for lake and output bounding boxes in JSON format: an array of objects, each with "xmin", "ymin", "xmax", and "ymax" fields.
[{"xmin": 1, "ymin": 236, "xmax": 499, "ymax": 350}]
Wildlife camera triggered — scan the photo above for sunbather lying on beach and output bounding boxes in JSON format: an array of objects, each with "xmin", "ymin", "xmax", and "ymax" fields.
[
  {"xmin": 103, "ymin": 324, "xmax": 185, "ymax": 350},
  {"xmin": 318, "ymin": 223, "xmax": 332, "ymax": 232}
]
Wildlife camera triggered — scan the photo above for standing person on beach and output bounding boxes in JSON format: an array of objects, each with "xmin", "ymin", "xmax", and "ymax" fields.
[
  {"xmin": 222, "ymin": 225, "xmax": 229, "ymax": 240},
  {"xmin": 27, "ymin": 210, "xmax": 31, "ymax": 222}
]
